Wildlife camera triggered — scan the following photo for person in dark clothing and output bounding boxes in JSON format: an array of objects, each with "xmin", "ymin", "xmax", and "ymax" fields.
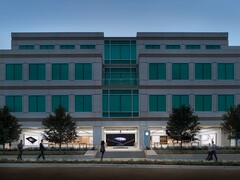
[
  {"xmin": 211, "ymin": 141, "xmax": 218, "ymax": 161},
  {"xmin": 206, "ymin": 143, "xmax": 212, "ymax": 161},
  {"xmin": 100, "ymin": 140, "xmax": 105, "ymax": 161},
  {"xmin": 37, "ymin": 139, "xmax": 46, "ymax": 160},
  {"xmin": 17, "ymin": 140, "xmax": 24, "ymax": 160}
]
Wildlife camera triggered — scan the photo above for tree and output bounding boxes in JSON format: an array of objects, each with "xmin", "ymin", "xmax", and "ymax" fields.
[
  {"xmin": 221, "ymin": 105, "xmax": 240, "ymax": 149},
  {"xmin": 42, "ymin": 106, "xmax": 77, "ymax": 150},
  {"xmin": 0, "ymin": 106, "xmax": 22, "ymax": 150},
  {"xmin": 166, "ymin": 105, "xmax": 201, "ymax": 150}
]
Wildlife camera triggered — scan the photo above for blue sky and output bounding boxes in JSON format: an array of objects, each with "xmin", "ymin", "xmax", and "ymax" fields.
[{"xmin": 0, "ymin": 0, "xmax": 240, "ymax": 49}]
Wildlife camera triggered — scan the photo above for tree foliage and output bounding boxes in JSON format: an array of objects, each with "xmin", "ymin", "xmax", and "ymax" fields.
[
  {"xmin": 221, "ymin": 104, "xmax": 240, "ymax": 148},
  {"xmin": 166, "ymin": 105, "xmax": 201, "ymax": 149},
  {"xmin": 0, "ymin": 106, "xmax": 22, "ymax": 150},
  {"xmin": 42, "ymin": 106, "xmax": 77, "ymax": 150}
]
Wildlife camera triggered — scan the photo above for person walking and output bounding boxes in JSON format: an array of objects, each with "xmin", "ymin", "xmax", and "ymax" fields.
[
  {"xmin": 100, "ymin": 140, "xmax": 105, "ymax": 161},
  {"xmin": 206, "ymin": 143, "xmax": 212, "ymax": 161},
  {"xmin": 37, "ymin": 139, "xmax": 46, "ymax": 161},
  {"xmin": 211, "ymin": 141, "xmax": 218, "ymax": 161},
  {"xmin": 17, "ymin": 140, "xmax": 24, "ymax": 160}
]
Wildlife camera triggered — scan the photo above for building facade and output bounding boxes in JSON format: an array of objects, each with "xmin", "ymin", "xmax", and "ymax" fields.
[{"xmin": 1, "ymin": 32, "xmax": 240, "ymax": 149}]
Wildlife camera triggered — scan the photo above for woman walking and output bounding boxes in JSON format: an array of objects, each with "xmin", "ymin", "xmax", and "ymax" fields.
[{"xmin": 100, "ymin": 140, "xmax": 105, "ymax": 161}]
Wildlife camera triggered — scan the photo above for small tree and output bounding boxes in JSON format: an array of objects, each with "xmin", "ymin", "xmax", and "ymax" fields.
[
  {"xmin": 221, "ymin": 105, "xmax": 240, "ymax": 149},
  {"xmin": 42, "ymin": 106, "xmax": 77, "ymax": 150},
  {"xmin": 0, "ymin": 106, "xmax": 22, "ymax": 150},
  {"xmin": 166, "ymin": 105, "xmax": 201, "ymax": 150}
]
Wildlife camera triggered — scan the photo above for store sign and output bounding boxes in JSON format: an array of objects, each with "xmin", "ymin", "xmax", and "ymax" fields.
[
  {"xmin": 106, "ymin": 134, "xmax": 135, "ymax": 146},
  {"xmin": 201, "ymin": 134, "xmax": 216, "ymax": 145},
  {"xmin": 24, "ymin": 135, "xmax": 39, "ymax": 146}
]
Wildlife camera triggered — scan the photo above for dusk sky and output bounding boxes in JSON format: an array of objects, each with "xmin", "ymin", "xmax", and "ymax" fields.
[{"xmin": 0, "ymin": 0, "xmax": 240, "ymax": 49}]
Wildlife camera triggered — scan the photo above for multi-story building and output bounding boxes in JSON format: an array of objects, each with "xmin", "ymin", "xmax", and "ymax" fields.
[{"xmin": 1, "ymin": 32, "xmax": 240, "ymax": 149}]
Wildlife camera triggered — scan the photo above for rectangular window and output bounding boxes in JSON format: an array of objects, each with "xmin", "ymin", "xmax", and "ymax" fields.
[
  {"xmin": 172, "ymin": 95, "xmax": 189, "ymax": 109},
  {"xmin": 60, "ymin": 45, "xmax": 75, "ymax": 49},
  {"xmin": 75, "ymin": 95, "xmax": 92, "ymax": 112},
  {"xmin": 186, "ymin": 45, "xmax": 201, "ymax": 49},
  {"xmin": 29, "ymin": 64, "xmax": 46, "ymax": 80},
  {"xmin": 6, "ymin": 64, "xmax": 22, "ymax": 80},
  {"xmin": 206, "ymin": 45, "xmax": 221, "ymax": 49},
  {"xmin": 75, "ymin": 63, "xmax": 92, "ymax": 80},
  {"xmin": 6, "ymin": 96, "xmax": 22, "ymax": 112},
  {"xmin": 29, "ymin": 96, "xmax": 45, "ymax": 112},
  {"xmin": 80, "ymin": 45, "xmax": 95, "ymax": 49},
  {"xmin": 19, "ymin": 45, "xmax": 34, "ymax": 50},
  {"xmin": 104, "ymin": 40, "xmax": 136, "ymax": 64},
  {"xmin": 145, "ymin": 45, "xmax": 160, "ymax": 49},
  {"xmin": 195, "ymin": 95, "xmax": 212, "ymax": 111},
  {"xmin": 172, "ymin": 63, "xmax": 189, "ymax": 80},
  {"xmin": 52, "ymin": 95, "xmax": 69, "ymax": 112},
  {"xmin": 218, "ymin": 95, "xmax": 234, "ymax": 111},
  {"xmin": 149, "ymin": 95, "xmax": 166, "ymax": 112},
  {"xmin": 166, "ymin": 45, "xmax": 181, "ymax": 49},
  {"xmin": 52, "ymin": 64, "xmax": 69, "ymax": 80},
  {"xmin": 149, "ymin": 63, "xmax": 166, "ymax": 80},
  {"xmin": 40, "ymin": 45, "xmax": 55, "ymax": 49},
  {"xmin": 218, "ymin": 63, "xmax": 234, "ymax": 80},
  {"xmin": 102, "ymin": 90, "xmax": 138, "ymax": 117},
  {"xmin": 195, "ymin": 63, "xmax": 211, "ymax": 80}
]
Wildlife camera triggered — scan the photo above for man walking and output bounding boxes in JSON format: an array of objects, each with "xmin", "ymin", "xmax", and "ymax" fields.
[
  {"xmin": 211, "ymin": 141, "xmax": 218, "ymax": 161},
  {"xmin": 17, "ymin": 140, "xmax": 24, "ymax": 160},
  {"xmin": 37, "ymin": 139, "xmax": 46, "ymax": 161}
]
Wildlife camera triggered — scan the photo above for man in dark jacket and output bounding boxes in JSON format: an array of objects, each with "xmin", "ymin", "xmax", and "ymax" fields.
[
  {"xmin": 37, "ymin": 139, "xmax": 46, "ymax": 160},
  {"xmin": 17, "ymin": 140, "xmax": 24, "ymax": 160}
]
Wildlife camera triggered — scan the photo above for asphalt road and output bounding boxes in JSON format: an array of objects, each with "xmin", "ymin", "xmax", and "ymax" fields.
[{"xmin": 1, "ymin": 164, "xmax": 240, "ymax": 180}]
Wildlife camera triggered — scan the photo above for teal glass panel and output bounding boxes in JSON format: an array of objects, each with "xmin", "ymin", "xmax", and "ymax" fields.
[
  {"xmin": 166, "ymin": 45, "xmax": 180, "ymax": 49},
  {"xmin": 195, "ymin": 95, "xmax": 212, "ymax": 111},
  {"xmin": 75, "ymin": 95, "xmax": 92, "ymax": 112},
  {"xmin": 60, "ymin": 45, "xmax": 75, "ymax": 49},
  {"xmin": 172, "ymin": 63, "xmax": 188, "ymax": 80},
  {"xmin": 226, "ymin": 64, "xmax": 234, "ymax": 79},
  {"xmin": 19, "ymin": 45, "xmax": 34, "ymax": 50},
  {"xmin": 158, "ymin": 95, "xmax": 166, "ymax": 111},
  {"xmin": 80, "ymin": 45, "xmax": 95, "ymax": 49},
  {"xmin": 75, "ymin": 63, "xmax": 92, "ymax": 80},
  {"xmin": 52, "ymin": 64, "xmax": 68, "ymax": 80},
  {"xmin": 195, "ymin": 63, "xmax": 211, "ymax": 80},
  {"xmin": 133, "ymin": 95, "xmax": 139, "ymax": 111},
  {"xmin": 111, "ymin": 45, "xmax": 121, "ymax": 60},
  {"xmin": 29, "ymin": 96, "xmax": 45, "ymax": 112},
  {"xmin": 110, "ymin": 95, "xmax": 120, "ymax": 111},
  {"xmin": 218, "ymin": 63, "xmax": 234, "ymax": 80},
  {"xmin": 40, "ymin": 45, "xmax": 54, "ymax": 49},
  {"xmin": 181, "ymin": 64, "xmax": 189, "ymax": 79},
  {"xmin": 29, "ymin": 64, "xmax": 46, "ymax": 80},
  {"xmin": 52, "ymin": 95, "xmax": 68, "ymax": 112},
  {"xmin": 6, "ymin": 96, "xmax": 22, "ymax": 112},
  {"xmin": 102, "ymin": 95, "xmax": 108, "ymax": 112},
  {"xmin": 186, "ymin": 45, "xmax": 201, "ymax": 49},
  {"xmin": 206, "ymin": 45, "xmax": 221, "ymax": 49},
  {"xmin": 121, "ymin": 95, "xmax": 131, "ymax": 111},
  {"xmin": 149, "ymin": 95, "xmax": 166, "ymax": 112},
  {"xmin": 149, "ymin": 63, "xmax": 166, "ymax": 80},
  {"xmin": 149, "ymin": 95, "xmax": 157, "ymax": 111},
  {"xmin": 145, "ymin": 45, "xmax": 160, "ymax": 49},
  {"xmin": 104, "ymin": 45, "xmax": 110, "ymax": 60},
  {"xmin": 6, "ymin": 64, "xmax": 22, "ymax": 80},
  {"xmin": 121, "ymin": 45, "xmax": 131, "ymax": 59},
  {"xmin": 204, "ymin": 95, "xmax": 212, "ymax": 111},
  {"xmin": 84, "ymin": 64, "xmax": 92, "ymax": 80},
  {"xmin": 172, "ymin": 95, "xmax": 189, "ymax": 108},
  {"xmin": 218, "ymin": 95, "xmax": 234, "ymax": 111},
  {"xmin": 131, "ymin": 45, "xmax": 137, "ymax": 60}
]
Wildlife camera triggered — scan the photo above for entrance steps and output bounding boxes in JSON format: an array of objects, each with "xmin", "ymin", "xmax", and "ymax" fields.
[{"xmin": 95, "ymin": 150, "xmax": 146, "ymax": 159}]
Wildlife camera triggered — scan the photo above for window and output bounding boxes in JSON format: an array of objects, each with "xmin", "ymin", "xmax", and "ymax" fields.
[
  {"xmin": 75, "ymin": 95, "xmax": 92, "ymax": 112},
  {"xmin": 104, "ymin": 40, "xmax": 136, "ymax": 64},
  {"xmin": 166, "ymin": 45, "xmax": 181, "ymax": 49},
  {"xmin": 172, "ymin": 95, "xmax": 189, "ymax": 109},
  {"xmin": 52, "ymin": 95, "xmax": 69, "ymax": 112},
  {"xmin": 149, "ymin": 63, "xmax": 166, "ymax": 80},
  {"xmin": 186, "ymin": 45, "xmax": 201, "ymax": 49},
  {"xmin": 40, "ymin": 45, "xmax": 55, "ymax": 49},
  {"xmin": 6, "ymin": 96, "xmax": 22, "ymax": 112},
  {"xmin": 80, "ymin": 45, "xmax": 95, "ymax": 49},
  {"xmin": 218, "ymin": 63, "xmax": 234, "ymax": 80},
  {"xmin": 145, "ymin": 45, "xmax": 160, "ymax": 49},
  {"xmin": 172, "ymin": 63, "xmax": 189, "ymax": 80},
  {"xmin": 29, "ymin": 96, "xmax": 45, "ymax": 112},
  {"xmin": 75, "ymin": 63, "xmax": 92, "ymax": 80},
  {"xmin": 195, "ymin": 63, "xmax": 211, "ymax": 80},
  {"xmin": 195, "ymin": 95, "xmax": 212, "ymax": 111},
  {"xmin": 19, "ymin": 45, "xmax": 34, "ymax": 50},
  {"xmin": 102, "ymin": 90, "xmax": 138, "ymax": 117},
  {"xmin": 206, "ymin": 45, "xmax": 221, "ymax": 49},
  {"xmin": 29, "ymin": 64, "xmax": 46, "ymax": 80},
  {"xmin": 52, "ymin": 64, "xmax": 69, "ymax": 80},
  {"xmin": 218, "ymin": 95, "xmax": 234, "ymax": 111},
  {"xmin": 6, "ymin": 64, "xmax": 22, "ymax": 80},
  {"xmin": 104, "ymin": 68, "xmax": 137, "ymax": 86},
  {"xmin": 149, "ymin": 95, "xmax": 166, "ymax": 112},
  {"xmin": 60, "ymin": 45, "xmax": 75, "ymax": 49}
]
